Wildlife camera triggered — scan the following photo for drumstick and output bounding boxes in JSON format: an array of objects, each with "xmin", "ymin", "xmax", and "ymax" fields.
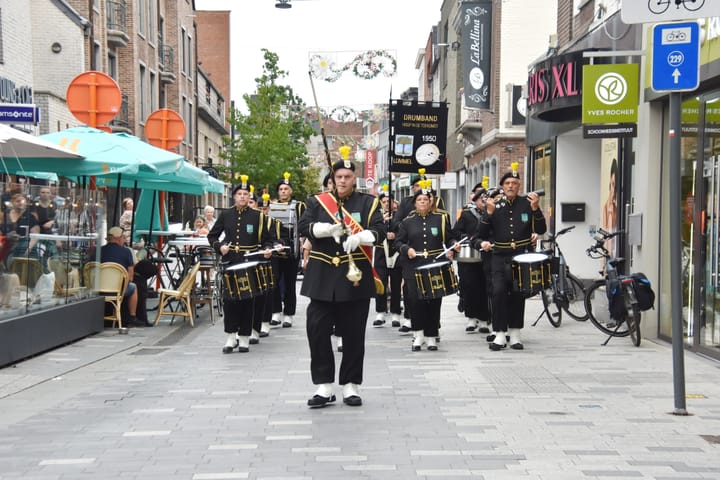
[
  {"xmin": 434, "ymin": 236, "xmax": 469, "ymax": 260},
  {"xmin": 244, "ymin": 246, "xmax": 290, "ymax": 257}
]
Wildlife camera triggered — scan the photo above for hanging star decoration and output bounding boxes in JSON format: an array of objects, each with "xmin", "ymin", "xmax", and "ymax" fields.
[{"xmin": 309, "ymin": 50, "xmax": 397, "ymax": 82}]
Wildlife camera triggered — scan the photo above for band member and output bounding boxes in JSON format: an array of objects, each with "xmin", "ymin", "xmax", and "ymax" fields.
[
  {"xmin": 373, "ymin": 188, "xmax": 402, "ymax": 327},
  {"xmin": 394, "ymin": 180, "xmax": 459, "ymax": 351},
  {"xmin": 452, "ymin": 179, "xmax": 491, "ymax": 334},
  {"xmin": 299, "ymin": 152, "xmax": 386, "ymax": 408},
  {"xmin": 270, "ymin": 172, "xmax": 306, "ymax": 328},
  {"xmin": 208, "ymin": 175, "xmax": 277, "ymax": 354},
  {"xmin": 476, "ymin": 163, "xmax": 546, "ymax": 350},
  {"xmin": 257, "ymin": 192, "xmax": 283, "ymax": 338}
]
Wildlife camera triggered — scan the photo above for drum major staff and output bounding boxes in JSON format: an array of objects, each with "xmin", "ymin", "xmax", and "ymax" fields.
[
  {"xmin": 298, "ymin": 157, "xmax": 386, "ymax": 408},
  {"xmin": 207, "ymin": 176, "xmax": 277, "ymax": 354},
  {"xmin": 476, "ymin": 164, "xmax": 546, "ymax": 351},
  {"xmin": 394, "ymin": 180, "xmax": 459, "ymax": 352}
]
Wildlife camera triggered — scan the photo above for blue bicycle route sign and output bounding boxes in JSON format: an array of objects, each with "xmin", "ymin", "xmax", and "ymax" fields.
[{"xmin": 651, "ymin": 22, "xmax": 700, "ymax": 92}]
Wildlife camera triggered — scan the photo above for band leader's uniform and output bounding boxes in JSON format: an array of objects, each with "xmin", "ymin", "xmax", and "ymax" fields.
[
  {"xmin": 394, "ymin": 209, "xmax": 457, "ymax": 340},
  {"xmin": 208, "ymin": 205, "xmax": 276, "ymax": 340},
  {"xmin": 476, "ymin": 196, "xmax": 546, "ymax": 335},
  {"xmin": 299, "ymin": 191, "xmax": 385, "ymax": 390}
]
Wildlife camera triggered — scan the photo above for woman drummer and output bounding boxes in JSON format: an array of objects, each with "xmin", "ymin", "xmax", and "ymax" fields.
[{"xmin": 394, "ymin": 180, "xmax": 460, "ymax": 351}]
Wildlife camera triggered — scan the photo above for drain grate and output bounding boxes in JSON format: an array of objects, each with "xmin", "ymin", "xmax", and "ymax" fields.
[
  {"xmin": 700, "ymin": 435, "xmax": 720, "ymax": 444},
  {"xmin": 130, "ymin": 347, "xmax": 170, "ymax": 356}
]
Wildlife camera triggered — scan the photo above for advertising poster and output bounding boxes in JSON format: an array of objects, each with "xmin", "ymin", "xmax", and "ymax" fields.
[
  {"xmin": 389, "ymin": 100, "xmax": 448, "ymax": 174},
  {"xmin": 600, "ymin": 138, "xmax": 619, "ymax": 256},
  {"xmin": 460, "ymin": 1, "xmax": 492, "ymax": 110}
]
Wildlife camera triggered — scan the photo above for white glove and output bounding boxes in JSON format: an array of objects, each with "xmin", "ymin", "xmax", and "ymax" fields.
[
  {"xmin": 343, "ymin": 230, "xmax": 375, "ymax": 253},
  {"xmin": 312, "ymin": 222, "xmax": 345, "ymax": 241}
]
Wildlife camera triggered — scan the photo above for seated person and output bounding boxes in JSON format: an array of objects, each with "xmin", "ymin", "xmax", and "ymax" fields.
[
  {"xmin": 193, "ymin": 216, "xmax": 209, "ymax": 236},
  {"xmin": 101, "ymin": 226, "xmax": 150, "ymax": 327}
]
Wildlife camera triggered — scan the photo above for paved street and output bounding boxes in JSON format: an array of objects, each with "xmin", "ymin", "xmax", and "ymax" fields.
[{"xmin": 1, "ymin": 285, "xmax": 719, "ymax": 480}]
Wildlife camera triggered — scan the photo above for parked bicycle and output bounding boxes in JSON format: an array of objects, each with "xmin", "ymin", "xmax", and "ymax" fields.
[
  {"xmin": 532, "ymin": 225, "xmax": 588, "ymax": 328},
  {"xmin": 584, "ymin": 229, "xmax": 642, "ymax": 346}
]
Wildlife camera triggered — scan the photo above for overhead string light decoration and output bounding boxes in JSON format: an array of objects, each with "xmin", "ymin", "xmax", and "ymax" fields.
[{"xmin": 309, "ymin": 50, "xmax": 397, "ymax": 82}]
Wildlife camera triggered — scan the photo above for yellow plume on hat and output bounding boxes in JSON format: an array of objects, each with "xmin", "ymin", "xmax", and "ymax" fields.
[
  {"xmin": 511, "ymin": 162, "xmax": 519, "ymax": 175},
  {"xmin": 381, "ymin": 183, "xmax": 389, "ymax": 192},
  {"xmin": 262, "ymin": 193, "xmax": 270, "ymax": 202},
  {"xmin": 418, "ymin": 168, "xmax": 426, "ymax": 177},
  {"xmin": 482, "ymin": 176, "xmax": 489, "ymax": 189},
  {"xmin": 234, "ymin": 171, "xmax": 241, "ymax": 180},
  {"xmin": 339, "ymin": 145, "xmax": 352, "ymax": 160},
  {"xmin": 250, "ymin": 185, "xmax": 255, "ymax": 194},
  {"xmin": 240, "ymin": 174, "xmax": 248, "ymax": 183},
  {"xmin": 283, "ymin": 171, "xmax": 291, "ymax": 182}
]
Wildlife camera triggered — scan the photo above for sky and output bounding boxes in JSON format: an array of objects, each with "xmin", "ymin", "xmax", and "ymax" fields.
[{"xmin": 194, "ymin": 0, "xmax": 443, "ymax": 112}]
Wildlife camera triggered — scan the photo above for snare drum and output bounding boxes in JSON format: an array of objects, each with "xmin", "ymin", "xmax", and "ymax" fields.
[
  {"xmin": 256, "ymin": 261, "xmax": 275, "ymax": 291},
  {"xmin": 456, "ymin": 244, "xmax": 482, "ymax": 263},
  {"xmin": 414, "ymin": 261, "xmax": 459, "ymax": 300},
  {"xmin": 223, "ymin": 261, "xmax": 267, "ymax": 300},
  {"xmin": 511, "ymin": 252, "xmax": 551, "ymax": 297}
]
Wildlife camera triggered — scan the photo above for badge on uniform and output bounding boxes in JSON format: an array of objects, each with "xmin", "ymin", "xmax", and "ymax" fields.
[
  {"xmin": 431, "ymin": 227, "xmax": 439, "ymax": 236},
  {"xmin": 246, "ymin": 224, "xmax": 254, "ymax": 233},
  {"xmin": 351, "ymin": 212, "xmax": 361, "ymax": 222},
  {"xmin": 521, "ymin": 213, "xmax": 529, "ymax": 223}
]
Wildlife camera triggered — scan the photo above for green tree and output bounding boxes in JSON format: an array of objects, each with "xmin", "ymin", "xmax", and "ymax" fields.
[{"xmin": 220, "ymin": 49, "xmax": 318, "ymax": 200}]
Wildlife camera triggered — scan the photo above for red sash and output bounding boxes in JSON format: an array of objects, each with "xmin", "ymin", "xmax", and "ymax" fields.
[{"xmin": 316, "ymin": 192, "xmax": 382, "ymax": 289}]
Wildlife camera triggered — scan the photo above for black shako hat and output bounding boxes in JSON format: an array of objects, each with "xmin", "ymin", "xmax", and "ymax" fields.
[{"xmin": 275, "ymin": 172, "xmax": 293, "ymax": 192}]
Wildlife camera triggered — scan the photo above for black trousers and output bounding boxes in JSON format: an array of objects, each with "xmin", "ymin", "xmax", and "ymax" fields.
[
  {"xmin": 402, "ymin": 270, "xmax": 442, "ymax": 337},
  {"xmin": 457, "ymin": 261, "xmax": 489, "ymax": 322},
  {"xmin": 488, "ymin": 254, "xmax": 526, "ymax": 332},
  {"xmin": 374, "ymin": 264, "xmax": 402, "ymax": 314},
  {"xmin": 273, "ymin": 255, "xmax": 298, "ymax": 316},
  {"xmin": 306, "ymin": 298, "xmax": 369, "ymax": 386},
  {"xmin": 223, "ymin": 297, "xmax": 253, "ymax": 335}
]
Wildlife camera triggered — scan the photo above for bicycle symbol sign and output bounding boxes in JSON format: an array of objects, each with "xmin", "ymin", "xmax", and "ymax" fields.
[
  {"xmin": 652, "ymin": 22, "xmax": 699, "ymax": 92},
  {"xmin": 623, "ymin": 0, "xmax": 720, "ymax": 23}
]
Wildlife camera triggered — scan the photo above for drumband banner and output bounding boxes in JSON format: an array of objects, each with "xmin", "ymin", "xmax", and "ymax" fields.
[
  {"xmin": 389, "ymin": 100, "xmax": 448, "ymax": 174},
  {"xmin": 460, "ymin": 1, "xmax": 492, "ymax": 110}
]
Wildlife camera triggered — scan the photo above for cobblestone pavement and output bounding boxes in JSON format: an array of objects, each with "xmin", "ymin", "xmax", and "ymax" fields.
[{"xmin": 1, "ymin": 286, "xmax": 719, "ymax": 480}]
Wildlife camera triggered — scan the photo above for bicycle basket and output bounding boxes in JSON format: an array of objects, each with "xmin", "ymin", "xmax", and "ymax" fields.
[{"xmin": 631, "ymin": 272, "xmax": 655, "ymax": 311}]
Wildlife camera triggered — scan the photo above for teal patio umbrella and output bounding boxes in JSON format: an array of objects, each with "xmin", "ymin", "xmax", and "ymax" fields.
[{"xmin": 38, "ymin": 127, "xmax": 183, "ymax": 177}]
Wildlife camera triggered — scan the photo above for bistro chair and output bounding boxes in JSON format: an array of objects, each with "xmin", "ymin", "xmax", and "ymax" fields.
[
  {"xmin": 155, "ymin": 262, "xmax": 200, "ymax": 327},
  {"xmin": 84, "ymin": 261, "xmax": 128, "ymax": 329}
]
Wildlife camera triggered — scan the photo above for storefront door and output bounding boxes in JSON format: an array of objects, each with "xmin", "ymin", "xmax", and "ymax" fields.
[{"xmin": 695, "ymin": 94, "xmax": 720, "ymax": 353}]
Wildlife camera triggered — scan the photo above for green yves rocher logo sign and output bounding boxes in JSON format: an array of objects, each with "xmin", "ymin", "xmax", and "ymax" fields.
[{"xmin": 582, "ymin": 64, "xmax": 639, "ymax": 124}]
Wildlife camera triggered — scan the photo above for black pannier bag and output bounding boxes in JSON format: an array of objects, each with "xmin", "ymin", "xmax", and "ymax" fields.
[
  {"xmin": 631, "ymin": 272, "xmax": 655, "ymax": 311},
  {"xmin": 606, "ymin": 277, "xmax": 627, "ymax": 321}
]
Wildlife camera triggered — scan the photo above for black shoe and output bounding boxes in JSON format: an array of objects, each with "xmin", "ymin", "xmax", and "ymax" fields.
[
  {"xmin": 307, "ymin": 394, "xmax": 336, "ymax": 408},
  {"xmin": 337, "ymin": 345, "xmax": 343, "ymax": 353},
  {"xmin": 489, "ymin": 342, "xmax": 507, "ymax": 351},
  {"xmin": 427, "ymin": 345, "xmax": 438, "ymax": 351},
  {"xmin": 259, "ymin": 331, "xmax": 269, "ymax": 338},
  {"xmin": 249, "ymin": 337, "xmax": 259, "ymax": 345},
  {"xmin": 222, "ymin": 341, "xmax": 238, "ymax": 354},
  {"xmin": 478, "ymin": 326, "xmax": 491, "ymax": 334},
  {"xmin": 269, "ymin": 319, "xmax": 281, "ymax": 326},
  {"xmin": 282, "ymin": 321, "xmax": 292, "ymax": 328},
  {"xmin": 398, "ymin": 325, "xmax": 411, "ymax": 333},
  {"xmin": 343, "ymin": 395, "xmax": 362, "ymax": 407},
  {"xmin": 457, "ymin": 297, "xmax": 465, "ymax": 313},
  {"xmin": 486, "ymin": 334, "xmax": 510, "ymax": 343},
  {"xmin": 237, "ymin": 346, "xmax": 249, "ymax": 353},
  {"xmin": 465, "ymin": 325, "xmax": 477, "ymax": 333},
  {"xmin": 373, "ymin": 319, "xmax": 385, "ymax": 327},
  {"xmin": 391, "ymin": 320, "xmax": 401, "ymax": 327},
  {"xmin": 510, "ymin": 342, "xmax": 524, "ymax": 350}
]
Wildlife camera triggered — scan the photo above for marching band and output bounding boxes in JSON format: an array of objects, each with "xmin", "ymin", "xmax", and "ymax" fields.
[{"xmin": 183, "ymin": 157, "xmax": 547, "ymax": 408}]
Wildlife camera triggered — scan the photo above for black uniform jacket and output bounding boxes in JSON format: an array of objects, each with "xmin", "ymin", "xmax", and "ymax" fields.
[
  {"xmin": 391, "ymin": 195, "xmax": 446, "ymax": 233},
  {"xmin": 207, "ymin": 205, "xmax": 276, "ymax": 264},
  {"xmin": 394, "ymin": 210, "xmax": 457, "ymax": 271},
  {"xmin": 299, "ymin": 191, "xmax": 386, "ymax": 302},
  {"xmin": 476, "ymin": 196, "xmax": 547, "ymax": 256}
]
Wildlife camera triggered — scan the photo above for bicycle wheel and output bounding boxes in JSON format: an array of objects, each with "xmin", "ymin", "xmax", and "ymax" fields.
[
  {"xmin": 541, "ymin": 288, "xmax": 562, "ymax": 327},
  {"xmin": 563, "ymin": 273, "xmax": 589, "ymax": 321},
  {"xmin": 648, "ymin": 0, "xmax": 669, "ymax": 14},
  {"xmin": 626, "ymin": 303, "xmax": 641, "ymax": 346},
  {"xmin": 584, "ymin": 280, "xmax": 630, "ymax": 337},
  {"xmin": 684, "ymin": 0, "xmax": 705, "ymax": 12}
]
